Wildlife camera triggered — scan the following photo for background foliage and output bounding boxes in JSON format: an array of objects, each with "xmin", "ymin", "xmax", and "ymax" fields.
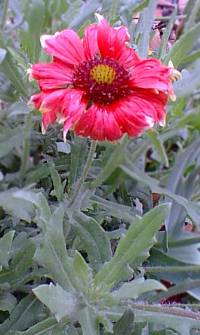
[{"xmin": 0, "ymin": 0, "xmax": 200, "ymax": 334}]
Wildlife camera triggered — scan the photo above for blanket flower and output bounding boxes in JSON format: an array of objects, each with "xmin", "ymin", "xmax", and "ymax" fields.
[{"xmin": 29, "ymin": 15, "xmax": 174, "ymax": 141}]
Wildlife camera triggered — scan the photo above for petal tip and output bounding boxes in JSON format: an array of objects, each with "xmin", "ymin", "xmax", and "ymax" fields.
[
  {"xmin": 40, "ymin": 34, "xmax": 51, "ymax": 48},
  {"xmin": 95, "ymin": 12, "xmax": 104, "ymax": 23}
]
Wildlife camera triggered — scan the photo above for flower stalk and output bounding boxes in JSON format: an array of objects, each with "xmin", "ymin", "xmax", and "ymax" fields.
[{"xmin": 69, "ymin": 140, "xmax": 97, "ymax": 206}]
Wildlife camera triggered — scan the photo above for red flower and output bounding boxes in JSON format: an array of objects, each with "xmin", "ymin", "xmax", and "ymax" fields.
[{"xmin": 29, "ymin": 15, "xmax": 174, "ymax": 141}]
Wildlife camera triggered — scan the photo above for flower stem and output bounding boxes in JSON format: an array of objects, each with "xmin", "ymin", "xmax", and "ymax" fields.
[
  {"xmin": 69, "ymin": 140, "xmax": 97, "ymax": 206},
  {"xmin": 20, "ymin": 112, "xmax": 32, "ymax": 182}
]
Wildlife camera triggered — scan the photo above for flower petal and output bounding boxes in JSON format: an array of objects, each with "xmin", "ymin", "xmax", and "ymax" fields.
[
  {"xmin": 113, "ymin": 91, "xmax": 168, "ymax": 136},
  {"xmin": 30, "ymin": 60, "xmax": 74, "ymax": 90},
  {"xmin": 40, "ymin": 30, "xmax": 85, "ymax": 65},
  {"xmin": 130, "ymin": 59, "xmax": 173, "ymax": 93},
  {"xmin": 75, "ymin": 104, "xmax": 122, "ymax": 141},
  {"xmin": 30, "ymin": 89, "xmax": 68, "ymax": 130},
  {"xmin": 97, "ymin": 19, "xmax": 130, "ymax": 59},
  {"xmin": 62, "ymin": 89, "xmax": 86, "ymax": 140},
  {"xmin": 83, "ymin": 24, "xmax": 99, "ymax": 60}
]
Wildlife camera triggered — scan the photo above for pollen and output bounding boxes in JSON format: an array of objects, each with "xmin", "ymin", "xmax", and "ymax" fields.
[{"xmin": 90, "ymin": 64, "xmax": 116, "ymax": 84}]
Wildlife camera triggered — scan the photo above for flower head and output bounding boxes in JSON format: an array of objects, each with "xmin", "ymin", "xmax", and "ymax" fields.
[{"xmin": 29, "ymin": 16, "xmax": 174, "ymax": 141}]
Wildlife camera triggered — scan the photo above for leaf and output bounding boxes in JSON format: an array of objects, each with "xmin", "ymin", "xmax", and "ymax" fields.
[
  {"xmin": 34, "ymin": 206, "xmax": 76, "ymax": 292},
  {"xmin": 113, "ymin": 310, "xmax": 134, "ymax": 335},
  {"xmin": 165, "ymin": 23, "xmax": 200, "ymax": 67},
  {"xmin": 72, "ymin": 251, "xmax": 92, "ymax": 289},
  {"xmin": 71, "ymin": 212, "xmax": 112, "ymax": 271},
  {"xmin": 159, "ymin": 7, "xmax": 177, "ymax": 60},
  {"xmin": 146, "ymin": 130, "xmax": 169, "ymax": 167},
  {"xmin": 0, "ymin": 293, "xmax": 17, "ymax": 312},
  {"xmin": 132, "ymin": 306, "xmax": 200, "ymax": 335},
  {"xmin": 78, "ymin": 307, "xmax": 99, "ymax": 335},
  {"xmin": 33, "ymin": 283, "xmax": 78, "ymax": 322},
  {"xmin": 69, "ymin": 0, "xmax": 101, "ymax": 29},
  {"xmin": 136, "ymin": 0, "xmax": 157, "ymax": 58},
  {"xmin": 0, "ymin": 295, "xmax": 43, "ymax": 334},
  {"xmin": 95, "ymin": 204, "xmax": 170, "ymax": 288},
  {"xmin": 121, "ymin": 159, "xmax": 200, "ymax": 227},
  {"xmin": 91, "ymin": 195, "xmax": 136, "ymax": 223},
  {"xmin": 174, "ymin": 62, "xmax": 200, "ymax": 98},
  {"xmin": 0, "ymin": 126, "xmax": 24, "ymax": 159},
  {"xmin": 184, "ymin": 0, "xmax": 200, "ymax": 31},
  {"xmin": 113, "ymin": 278, "xmax": 166, "ymax": 299},
  {"xmin": 0, "ymin": 189, "xmax": 35, "ymax": 222},
  {"xmin": 0, "ymin": 230, "xmax": 15, "ymax": 268},
  {"xmin": 20, "ymin": 0, "xmax": 45, "ymax": 63},
  {"xmin": 49, "ymin": 165, "xmax": 64, "ymax": 201},
  {"xmin": 0, "ymin": 34, "xmax": 28, "ymax": 97},
  {"xmin": 150, "ymin": 279, "xmax": 200, "ymax": 303},
  {"xmin": 9, "ymin": 317, "xmax": 61, "ymax": 335}
]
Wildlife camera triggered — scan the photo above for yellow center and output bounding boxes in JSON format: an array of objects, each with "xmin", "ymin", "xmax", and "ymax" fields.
[{"xmin": 90, "ymin": 64, "xmax": 116, "ymax": 84}]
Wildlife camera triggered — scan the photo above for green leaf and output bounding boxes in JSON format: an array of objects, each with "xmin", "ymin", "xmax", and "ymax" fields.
[
  {"xmin": 146, "ymin": 130, "xmax": 169, "ymax": 167},
  {"xmin": 0, "ymin": 189, "xmax": 35, "ymax": 222},
  {"xmin": 78, "ymin": 307, "xmax": 99, "ymax": 335},
  {"xmin": 136, "ymin": 0, "xmax": 157, "ymax": 57},
  {"xmin": 165, "ymin": 23, "xmax": 200, "ymax": 67},
  {"xmin": 0, "ymin": 230, "xmax": 15, "ymax": 268},
  {"xmin": 113, "ymin": 278, "xmax": 166, "ymax": 299},
  {"xmin": 0, "ymin": 34, "xmax": 28, "ymax": 97},
  {"xmin": 34, "ymin": 206, "xmax": 76, "ymax": 292},
  {"xmin": 49, "ymin": 165, "xmax": 64, "ymax": 201},
  {"xmin": 20, "ymin": 0, "xmax": 45, "ymax": 63},
  {"xmin": 33, "ymin": 283, "xmax": 78, "ymax": 322},
  {"xmin": 72, "ymin": 251, "xmax": 92, "ymax": 289},
  {"xmin": 159, "ymin": 7, "xmax": 177, "ymax": 60},
  {"xmin": 121, "ymin": 159, "xmax": 200, "ymax": 227},
  {"xmin": 0, "ymin": 296, "xmax": 43, "ymax": 334},
  {"xmin": 113, "ymin": 310, "xmax": 134, "ymax": 335},
  {"xmin": 150, "ymin": 279, "xmax": 200, "ymax": 303},
  {"xmin": 184, "ymin": 0, "xmax": 200, "ymax": 31},
  {"xmin": 71, "ymin": 211, "xmax": 112, "ymax": 271},
  {"xmin": 174, "ymin": 62, "xmax": 200, "ymax": 98},
  {"xmin": 95, "ymin": 204, "xmax": 170, "ymax": 288},
  {"xmin": 0, "ymin": 126, "xmax": 24, "ymax": 159},
  {"xmin": 0, "ymin": 293, "xmax": 17, "ymax": 312},
  {"xmin": 91, "ymin": 195, "xmax": 136, "ymax": 223},
  {"xmin": 9, "ymin": 317, "xmax": 62, "ymax": 335}
]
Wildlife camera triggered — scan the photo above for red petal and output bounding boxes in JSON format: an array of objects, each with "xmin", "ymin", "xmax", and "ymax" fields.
[
  {"xmin": 40, "ymin": 30, "xmax": 85, "ymax": 65},
  {"xmin": 97, "ymin": 19, "xmax": 129, "ymax": 60},
  {"xmin": 75, "ymin": 104, "xmax": 122, "ymax": 141},
  {"xmin": 83, "ymin": 24, "xmax": 99, "ymax": 60},
  {"xmin": 130, "ymin": 59, "xmax": 173, "ymax": 93},
  {"xmin": 30, "ymin": 61, "xmax": 74, "ymax": 90},
  {"xmin": 62, "ymin": 89, "xmax": 86, "ymax": 139}
]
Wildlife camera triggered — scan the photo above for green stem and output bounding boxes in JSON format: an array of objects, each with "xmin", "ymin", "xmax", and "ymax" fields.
[
  {"xmin": 0, "ymin": 0, "xmax": 9, "ymax": 30},
  {"xmin": 69, "ymin": 140, "xmax": 97, "ymax": 205},
  {"xmin": 20, "ymin": 112, "xmax": 32, "ymax": 182}
]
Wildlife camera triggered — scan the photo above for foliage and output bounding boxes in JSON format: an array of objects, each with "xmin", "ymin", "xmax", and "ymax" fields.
[{"xmin": 0, "ymin": 0, "xmax": 200, "ymax": 334}]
